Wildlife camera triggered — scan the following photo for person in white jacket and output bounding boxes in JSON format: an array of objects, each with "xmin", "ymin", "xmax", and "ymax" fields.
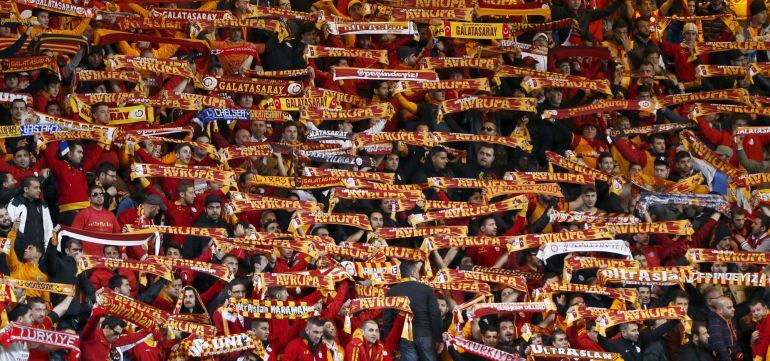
[{"xmin": 7, "ymin": 175, "xmax": 53, "ymax": 252}]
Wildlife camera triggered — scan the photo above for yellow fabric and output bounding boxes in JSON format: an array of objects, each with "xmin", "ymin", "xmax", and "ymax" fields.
[
  {"xmin": 7, "ymin": 230, "xmax": 50, "ymax": 303},
  {"xmin": 58, "ymin": 201, "xmax": 90, "ymax": 212}
]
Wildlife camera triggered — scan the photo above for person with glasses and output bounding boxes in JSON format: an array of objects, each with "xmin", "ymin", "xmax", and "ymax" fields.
[
  {"xmin": 71, "ymin": 184, "xmax": 121, "ymax": 256},
  {"xmin": 80, "ymin": 313, "xmax": 158, "ymax": 361}
]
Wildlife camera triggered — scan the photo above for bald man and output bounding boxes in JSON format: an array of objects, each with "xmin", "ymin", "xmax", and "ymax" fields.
[{"xmin": 706, "ymin": 296, "xmax": 744, "ymax": 361}]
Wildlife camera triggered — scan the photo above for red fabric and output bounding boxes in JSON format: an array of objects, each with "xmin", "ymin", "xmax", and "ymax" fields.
[
  {"xmin": 283, "ymin": 337, "xmax": 331, "ymax": 361},
  {"xmin": 753, "ymin": 314, "xmax": 770, "ymax": 359},
  {"xmin": 42, "ymin": 141, "xmax": 104, "ymax": 208},
  {"xmin": 118, "ymin": 206, "xmax": 159, "ymax": 260},
  {"xmin": 80, "ymin": 308, "xmax": 152, "ymax": 361},
  {"xmin": 213, "ymin": 306, "xmax": 247, "ymax": 336},
  {"xmin": 71, "ymin": 206, "xmax": 122, "ymax": 256},
  {"xmin": 89, "ymin": 267, "xmax": 139, "ymax": 297}
]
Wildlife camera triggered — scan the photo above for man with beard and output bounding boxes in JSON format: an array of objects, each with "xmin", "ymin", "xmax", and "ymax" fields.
[
  {"xmin": 118, "ymin": 194, "xmax": 165, "ymax": 260},
  {"xmin": 284, "ymin": 317, "xmax": 330, "ymax": 361},
  {"xmin": 598, "ymin": 319, "xmax": 679, "ymax": 361},
  {"xmin": 322, "ymin": 321, "xmax": 344, "ymax": 361},
  {"xmin": 72, "ymin": 185, "xmax": 121, "ymax": 255},
  {"xmin": 749, "ymin": 299, "xmax": 770, "ymax": 360},
  {"xmin": 461, "ymin": 145, "xmax": 499, "ymax": 179},
  {"xmin": 183, "ymin": 194, "xmax": 233, "ymax": 260},
  {"xmin": 740, "ymin": 215, "xmax": 770, "ymax": 252},
  {"xmin": 679, "ymin": 322, "xmax": 714, "ymax": 361},
  {"xmin": 497, "ymin": 319, "xmax": 517, "ymax": 353},
  {"xmin": 41, "ymin": 139, "xmax": 105, "ymax": 225}
]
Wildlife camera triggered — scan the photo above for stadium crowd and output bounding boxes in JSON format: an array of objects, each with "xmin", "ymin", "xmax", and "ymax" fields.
[{"xmin": 3, "ymin": 0, "xmax": 770, "ymax": 360}]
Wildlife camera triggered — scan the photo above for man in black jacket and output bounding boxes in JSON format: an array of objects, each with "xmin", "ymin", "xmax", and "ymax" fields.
[
  {"xmin": 384, "ymin": 261, "xmax": 443, "ymax": 361},
  {"xmin": 598, "ymin": 319, "xmax": 679, "ymax": 361},
  {"xmin": 182, "ymin": 194, "xmax": 232, "ymax": 260},
  {"xmin": 680, "ymin": 322, "xmax": 715, "ymax": 361}
]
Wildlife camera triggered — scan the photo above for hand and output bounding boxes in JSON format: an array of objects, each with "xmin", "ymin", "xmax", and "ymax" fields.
[
  {"xmin": 434, "ymin": 342, "xmax": 445, "ymax": 354},
  {"xmin": 752, "ymin": 330, "xmax": 760, "ymax": 344},
  {"xmin": 12, "ymin": 217, "xmax": 20, "ymax": 231},
  {"xmin": 40, "ymin": 168, "xmax": 50, "ymax": 179}
]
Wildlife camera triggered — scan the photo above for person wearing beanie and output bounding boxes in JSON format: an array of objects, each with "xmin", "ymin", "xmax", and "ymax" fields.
[
  {"xmin": 743, "ymin": 0, "xmax": 770, "ymax": 61},
  {"xmin": 182, "ymin": 193, "xmax": 233, "ymax": 260},
  {"xmin": 660, "ymin": 22, "xmax": 701, "ymax": 84},
  {"xmin": 396, "ymin": 45, "xmax": 419, "ymax": 68}
]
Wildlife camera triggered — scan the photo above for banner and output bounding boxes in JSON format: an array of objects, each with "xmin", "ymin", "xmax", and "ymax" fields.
[
  {"xmin": 687, "ymin": 248, "xmax": 770, "ymax": 264},
  {"xmin": 16, "ymin": 0, "xmax": 95, "ymax": 17},
  {"xmin": 547, "ymin": 151, "xmax": 620, "ymax": 184},
  {"xmin": 305, "ymin": 87, "xmax": 369, "ymax": 107},
  {"xmin": 408, "ymin": 195, "xmax": 528, "ymax": 225},
  {"xmin": 536, "ymin": 240, "xmax": 632, "ymax": 262},
  {"xmin": 116, "ymin": 17, "xmax": 188, "ymax": 31},
  {"xmin": 0, "ymin": 323, "xmax": 79, "ymax": 359},
  {"xmin": 608, "ymin": 122, "xmax": 695, "ymax": 138},
  {"xmin": 130, "ymin": 163, "xmax": 236, "ymax": 187},
  {"xmin": 637, "ymin": 192, "xmax": 728, "ymax": 214},
  {"xmin": 291, "ymin": 212, "xmax": 373, "ymax": 231},
  {"xmin": 332, "ymin": 67, "xmax": 438, "ymax": 82},
  {"xmin": 0, "ymin": 277, "xmax": 76, "ymax": 297},
  {"xmin": 528, "ymin": 345, "xmax": 622, "ymax": 361},
  {"xmin": 70, "ymin": 96, "xmax": 153, "ymax": 125},
  {"xmin": 562, "ymin": 255, "xmax": 640, "ymax": 283},
  {"xmin": 389, "ymin": 8, "xmax": 474, "ymax": 21},
  {"xmin": 79, "ymin": 256, "xmax": 173, "ymax": 282},
  {"xmin": 150, "ymin": 256, "xmax": 234, "ymax": 283},
  {"xmin": 303, "ymin": 167, "xmax": 394, "ymax": 184},
  {"xmin": 691, "ymin": 103, "xmax": 770, "ymax": 118},
  {"xmin": 326, "ymin": 21, "xmax": 418, "ymax": 36},
  {"xmin": 549, "ymin": 210, "xmax": 640, "ymax": 224},
  {"xmin": 253, "ymin": 272, "xmax": 335, "ymax": 293},
  {"xmin": 190, "ymin": 18, "xmax": 287, "ymax": 39},
  {"xmin": 655, "ymin": 88, "xmax": 751, "ymax": 107},
  {"xmin": 180, "ymin": 332, "xmax": 266, "ymax": 359},
  {"xmin": 305, "ymin": 45, "xmax": 388, "ymax": 64},
  {"xmin": 200, "ymin": 76, "xmax": 304, "ymax": 96},
  {"xmin": 391, "ymin": 78, "xmax": 491, "ymax": 94},
  {"xmin": 300, "ymin": 103, "xmax": 394, "ymax": 122},
  {"xmin": 689, "ymin": 271, "xmax": 770, "ymax": 286},
  {"xmin": 437, "ymin": 96, "xmax": 537, "ymax": 121},
  {"xmin": 374, "ymin": 226, "xmax": 467, "ymax": 240},
  {"xmin": 222, "ymin": 298, "xmax": 318, "ymax": 319},
  {"xmin": 692, "ymin": 42, "xmax": 770, "ymax": 59},
  {"xmin": 597, "ymin": 266, "xmax": 693, "ymax": 287},
  {"xmin": 228, "ymin": 193, "xmax": 322, "ymax": 214},
  {"xmin": 542, "ymin": 100, "xmax": 658, "ymax": 119},
  {"xmin": 504, "ymin": 172, "xmax": 594, "ymax": 185},
  {"xmin": 431, "ymin": 21, "xmax": 511, "ymax": 39},
  {"xmin": 536, "ymin": 283, "xmax": 638, "ymax": 305},
  {"xmin": 0, "ymin": 55, "xmax": 59, "ymax": 74},
  {"xmin": 435, "ymin": 269, "xmax": 528, "ymax": 292},
  {"xmin": 695, "ymin": 64, "xmax": 747, "ymax": 78},
  {"xmin": 107, "ymin": 56, "xmax": 199, "ymax": 85},
  {"xmin": 470, "ymin": 300, "xmax": 556, "ymax": 319},
  {"xmin": 420, "ymin": 57, "xmax": 501, "ymax": 71},
  {"xmin": 522, "ymin": 77, "xmax": 613, "ymax": 95},
  {"xmin": 147, "ymin": 8, "xmax": 234, "ymax": 20},
  {"xmin": 443, "ymin": 333, "xmax": 520, "ymax": 361},
  {"xmin": 594, "ymin": 306, "xmax": 687, "ymax": 336}
]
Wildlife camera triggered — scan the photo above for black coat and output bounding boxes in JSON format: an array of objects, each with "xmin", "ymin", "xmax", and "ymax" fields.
[
  {"xmin": 678, "ymin": 342, "xmax": 716, "ymax": 361},
  {"xmin": 598, "ymin": 320, "xmax": 678, "ymax": 361},
  {"xmin": 384, "ymin": 280, "xmax": 443, "ymax": 341},
  {"xmin": 182, "ymin": 214, "xmax": 232, "ymax": 260}
]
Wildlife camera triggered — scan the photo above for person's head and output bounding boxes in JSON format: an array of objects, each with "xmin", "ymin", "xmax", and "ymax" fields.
[
  {"xmin": 691, "ymin": 321, "xmax": 709, "ymax": 346},
  {"xmin": 174, "ymin": 143, "xmax": 193, "ymax": 164},
  {"xmin": 163, "ymin": 243, "xmax": 181, "ymax": 259},
  {"xmin": 44, "ymin": 76, "xmax": 60, "ymax": 97},
  {"xmin": 384, "ymin": 153, "xmax": 400, "ymax": 171},
  {"xmin": 268, "ymin": 286, "xmax": 289, "ymax": 301},
  {"xmin": 675, "ymin": 151, "xmax": 693, "ymax": 175},
  {"xmin": 176, "ymin": 181, "xmax": 195, "ymax": 206},
  {"xmin": 551, "ymin": 329, "xmax": 569, "ymax": 348},
  {"xmin": 752, "ymin": 215, "xmax": 770, "ymax": 237},
  {"xmin": 598, "ymin": 153, "xmax": 614, "ymax": 174},
  {"xmin": 67, "ymin": 141, "xmax": 85, "ymax": 165},
  {"xmin": 638, "ymin": 286, "xmax": 652, "ymax": 305},
  {"xmin": 282, "ymin": 122, "xmax": 299, "ymax": 142},
  {"xmin": 100, "ymin": 315, "xmax": 127, "ymax": 344},
  {"xmin": 10, "ymin": 148, "xmax": 29, "ymax": 171},
  {"xmin": 204, "ymin": 194, "xmax": 222, "ymax": 221},
  {"xmin": 480, "ymin": 122, "xmax": 497, "ymax": 136},
  {"xmin": 479, "ymin": 216, "xmax": 497, "ymax": 236},
  {"xmin": 0, "ymin": 172, "xmax": 15, "ymax": 190},
  {"xmin": 751, "ymin": 0, "xmax": 768, "ymax": 23},
  {"xmin": 0, "ymin": 207, "xmax": 11, "ymax": 230},
  {"xmin": 568, "ymin": 0, "xmax": 582, "ymax": 11},
  {"xmin": 638, "ymin": 0, "xmax": 655, "ymax": 16},
  {"xmin": 437, "ymin": 297, "xmax": 449, "ymax": 317},
  {"xmin": 481, "ymin": 326, "xmax": 499, "ymax": 347},
  {"xmin": 639, "ymin": 62, "xmax": 655, "ymax": 84},
  {"xmin": 429, "ymin": 147, "xmax": 449, "ymax": 170},
  {"xmin": 619, "ymin": 322, "xmax": 640, "ymax": 343},
  {"xmin": 715, "ymin": 296, "xmax": 735, "ymax": 318},
  {"xmin": 92, "ymin": 102, "xmax": 110, "ymax": 124},
  {"xmin": 361, "ymin": 320, "xmax": 380, "ymax": 345},
  {"xmin": 653, "ymin": 158, "xmax": 670, "ymax": 179},
  {"xmin": 277, "ymin": 0, "xmax": 291, "ymax": 9},
  {"xmin": 635, "ymin": 18, "xmax": 652, "ymax": 38},
  {"xmin": 88, "ymin": 184, "xmax": 106, "ymax": 208},
  {"xmin": 499, "ymin": 319, "xmax": 515, "ymax": 342},
  {"xmin": 4, "ymin": 73, "xmax": 19, "ymax": 90},
  {"xmin": 109, "ymin": 275, "xmax": 132, "ymax": 297},
  {"xmin": 227, "ymin": 279, "xmax": 248, "ymax": 299},
  {"xmin": 264, "ymin": 221, "xmax": 281, "ymax": 234},
  {"xmin": 372, "ymin": 80, "xmax": 389, "ymax": 99},
  {"xmin": 682, "ymin": 22, "xmax": 698, "ymax": 43},
  {"xmin": 96, "ymin": 163, "xmax": 117, "ymax": 187},
  {"xmin": 237, "ymin": 93, "xmax": 254, "ymax": 109},
  {"xmin": 227, "ymin": 27, "xmax": 243, "ymax": 42},
  {"xmin": 476, "ymin": 145, "xmax": 495, "ymax": 168},
  {"xmin": 300, "ymin": 24, "xmax": 318, "ymax": 45},
  {"xmin": 710, "ymin": 261, "xmax": 728, "ymax": 273},
  {"xmin": 399, "ymin": 260, "xmax": 420, "ymax": 279},
  {"xmin": 251, "ymin": 319, "xmax": 270, "ymax": 341},
  {"xmin": 545, "ymin": 87, "xmax": 563, "ymax": 106},
  {"xmin": 430, "ymin": 89, "xmax": 445, "ymax": 102},
  {"xmin": 673, "ymin": 291, "xmax": 689, "ymax": 311},
  {"xmin": 10, "ymin": 99, "xmax": 26, "ymax": 121},
  {"xmin": 183, "ymin": 288, "xmax": 198, "ymax": 309},
  {"xmin": 222, "ymin": 254, "xmax": 239, "ymax": 275},
  {"xmin": 8, "ymin": 304, "xmax": 33, "ymax": 325},
  {"xmin": 168, "ymin": 276, "xmax": 183, "ymax": 299},
  {"xmin": 142, "ymin": 194, "xmax": 164, "ymax": 218},
  {"xmin": 750, "ymin": 298, "xmax": 768, "ymax": 322},
  {"xmin": 323, "ymin": 320, "xmax": 337, "ymax": 341},
  {"xmin": 250, "ymin": 120, "xmax": 267, "ymax": 139},
  {"xmin": 581, "ymin": 186, "xmax": 598, "ymax": 208},
  {"xmin": 732, "ymin": 208, "xmax": 747, "ymax": 229},
  {"xmin": 632, "ymin": 250, "xmax": 649, "ymax": 267},
  {"xmin": 369, "ymin": 210, "xmax": 384, "ymax": 229},
  {"xmin": 305, "ymin": 318, "xmax": 325, "ymax": 345},
  {"xmin": 21, "ymin": 175, "xmax": 41, "ymax": 200},
  {"xmin": 27, "ymin": 297, "xmax": 46, "ymax": 324}
]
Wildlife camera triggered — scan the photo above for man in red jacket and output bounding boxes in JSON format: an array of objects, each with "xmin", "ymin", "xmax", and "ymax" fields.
[
  {"xmin": 42, "ymin": 140, "xmax": 105, "ymax": 226},
  {"xmin": 80, "ymin": 313, "xmax": 155, "ymax": 361},
  {"xmin": 284, "ymin": 317, "xmax": 330, "ymax": 361},
  {"xmin": 345, "ymin": 319, "xmax": 403, "ymax": 361}
]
